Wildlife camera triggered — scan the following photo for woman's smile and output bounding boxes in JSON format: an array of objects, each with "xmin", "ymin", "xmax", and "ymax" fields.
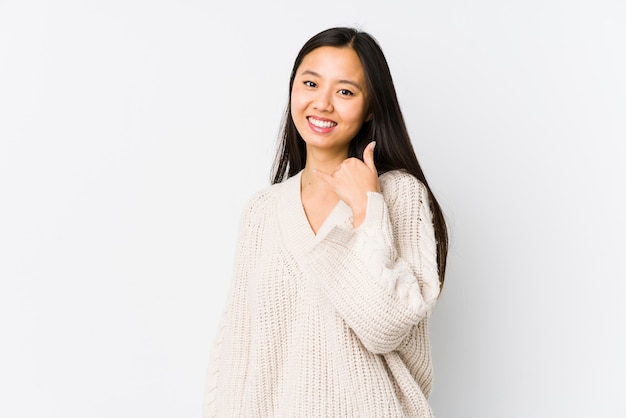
[{"xmin": 307, "ymin": 116, "xmax": 338, "ymax": 132}]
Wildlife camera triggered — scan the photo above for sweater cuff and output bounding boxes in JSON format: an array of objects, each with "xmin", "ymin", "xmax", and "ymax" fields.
[
  {"xmin": 314, "ymin": 192, "xmax": 395, "ymax": 279},
  {"xmin": 353, "ymin": 192, "xmax": 396, "ymax": 278}
]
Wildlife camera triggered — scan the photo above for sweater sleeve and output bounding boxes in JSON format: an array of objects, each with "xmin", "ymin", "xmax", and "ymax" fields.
[
  {"xmin": 202, "ymin": 190, "xmax": 271, "ymax": 417},
  {"xmin": 305, "ymin": 172, "xmax": 440, "ymax": 354},
  {"xmin": 202, "ymin": 305, "xmax": 227, "ymax": 418}
]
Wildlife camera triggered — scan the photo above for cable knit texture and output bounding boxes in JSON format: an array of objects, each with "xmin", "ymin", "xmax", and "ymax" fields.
[{"xmin": 203, "ymin": 169, "xmax": 440, "ymax": 418}]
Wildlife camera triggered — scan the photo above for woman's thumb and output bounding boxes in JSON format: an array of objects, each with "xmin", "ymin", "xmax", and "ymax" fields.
[{"xmin": 363, "ymin": 141, "xmax": 377, "ymax": 171}]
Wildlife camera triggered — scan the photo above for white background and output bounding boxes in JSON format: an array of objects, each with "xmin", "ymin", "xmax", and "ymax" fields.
[{"xmin": 1, "ymin": 0, "xmax": 625, "ymax": 417}]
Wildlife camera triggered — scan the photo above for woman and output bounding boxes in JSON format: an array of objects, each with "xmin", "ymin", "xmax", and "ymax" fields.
[{"xmin": 203, "ymin": 27, "xmax": 448, "ymax": 417}]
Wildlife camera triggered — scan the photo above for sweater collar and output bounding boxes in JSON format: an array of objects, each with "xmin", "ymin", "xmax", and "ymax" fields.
[{"xmin": 279, "ymin": 170, "xmax": 353, "ymax": 255}]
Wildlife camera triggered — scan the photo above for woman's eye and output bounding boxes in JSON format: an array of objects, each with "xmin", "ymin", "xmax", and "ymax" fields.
[
  {"xmin": 304, "ymin": 81, "xmax": 316, "ymax": 87},
  {"xmin": 338, "ymin": 89, "xmax": 354, "ymax": 96}
]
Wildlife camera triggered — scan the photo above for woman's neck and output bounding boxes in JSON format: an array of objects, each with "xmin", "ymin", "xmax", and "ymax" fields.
[
  {"xmin": 302, "ymin": 162, "xmax": 344, "ymax": 193},
  {"xmin": 302, "ymin": 145, "xmax": 348, "ymax": 190}
]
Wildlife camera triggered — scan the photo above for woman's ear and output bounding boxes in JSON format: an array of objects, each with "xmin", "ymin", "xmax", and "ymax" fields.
[{"xmin": 365, "ymin": 112, "xmax": 374, "ymax": 122}]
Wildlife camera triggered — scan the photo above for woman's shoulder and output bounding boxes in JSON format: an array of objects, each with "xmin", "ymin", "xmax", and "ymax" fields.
[
  {"xmin": 240, "ymin": 174, "xmax": 297, "ymax": 217},
  {"xmin": 379, "ymin": 170, "xmax": 428, "ymax": 202},
  {"xmin": 242, "ymin": 182, "xmax": 283, "ymax": 213}
]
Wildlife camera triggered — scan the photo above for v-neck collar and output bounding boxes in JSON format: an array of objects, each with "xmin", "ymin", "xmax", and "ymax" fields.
[{"xmin": 278, "ymin": 170, "xmax": 353, "ymax": 256}]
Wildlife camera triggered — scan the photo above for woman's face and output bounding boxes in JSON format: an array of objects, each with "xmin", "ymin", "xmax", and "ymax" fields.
[{"xmin": 291, "ymin": 46, "xmax": 371, "ymax": 154}]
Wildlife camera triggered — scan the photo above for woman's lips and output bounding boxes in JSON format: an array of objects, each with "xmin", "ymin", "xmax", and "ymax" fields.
[{"xmin": 307, "ymin": 116, "xmax": 337, "ymax": 133}]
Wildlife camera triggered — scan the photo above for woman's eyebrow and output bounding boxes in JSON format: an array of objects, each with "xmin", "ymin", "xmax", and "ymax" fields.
[{"xmin": 299, "ymin": 69, "xmax": 363, "ymax": 90}]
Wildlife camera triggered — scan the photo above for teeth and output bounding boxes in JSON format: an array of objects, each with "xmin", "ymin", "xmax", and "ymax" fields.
[{"xmin": 308, "ymin": 117, "xmax": 336, "ymax": 128}]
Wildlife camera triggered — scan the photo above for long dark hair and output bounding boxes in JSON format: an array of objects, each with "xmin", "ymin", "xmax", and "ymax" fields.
[{"xmin": 271, "ymin": 27, "xmax": 449, "ymax": 290}]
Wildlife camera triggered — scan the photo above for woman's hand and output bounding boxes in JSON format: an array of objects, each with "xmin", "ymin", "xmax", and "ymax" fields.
[{"xmin": 314, "ymin": 141, "xmax": 380, "ymax": 227}]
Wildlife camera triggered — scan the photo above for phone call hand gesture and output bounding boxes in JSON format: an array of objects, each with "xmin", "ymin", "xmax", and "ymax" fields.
[{"xmin": 314, "ymin": 141, "xmax": 380, "ymax": 227}]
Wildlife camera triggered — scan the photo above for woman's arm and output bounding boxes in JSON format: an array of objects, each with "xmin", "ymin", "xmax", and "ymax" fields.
[
  {"xmin": 202, "ymin": 191, "xmax": 270, "ymax": 417},
  {"xmin": 306, "ymin": 171, "xmax": 440, "ymax": 354}
]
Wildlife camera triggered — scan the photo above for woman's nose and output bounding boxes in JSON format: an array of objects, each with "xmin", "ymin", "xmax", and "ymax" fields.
[{"xmin": 313, "ymin": 88, "xmax": 333, "ymax": 112}]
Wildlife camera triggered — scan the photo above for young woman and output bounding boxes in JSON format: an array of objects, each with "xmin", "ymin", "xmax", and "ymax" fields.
[{"xmin": 203, "ymin": 27, "xmax": 449, "ymax": 417}]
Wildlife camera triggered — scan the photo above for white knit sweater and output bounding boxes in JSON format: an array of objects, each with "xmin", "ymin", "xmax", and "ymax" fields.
[{"xmin": 203, "ymin": 169, "xmax": 440, "ymax": 418}]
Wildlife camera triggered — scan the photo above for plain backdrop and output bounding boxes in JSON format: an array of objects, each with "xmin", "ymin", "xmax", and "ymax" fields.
[{"xmin": 1, "ymin": 0, "xmax": 625, "ymax": 417}]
